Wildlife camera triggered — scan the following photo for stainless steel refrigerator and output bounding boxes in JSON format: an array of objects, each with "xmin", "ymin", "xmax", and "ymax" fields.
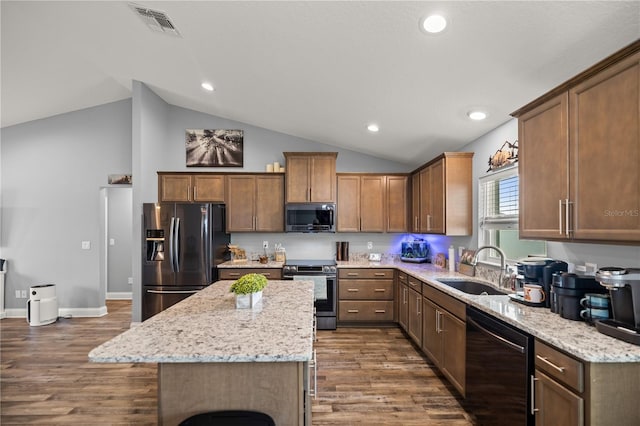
[{"xmin": 142, "ymin": 203, "xmax": 230, "ymax": 320}]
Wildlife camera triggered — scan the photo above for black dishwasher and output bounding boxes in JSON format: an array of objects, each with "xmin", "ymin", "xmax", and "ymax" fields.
[{"xmin": 465, "ymin": 306, "xmax": 534, "ymax": 426}]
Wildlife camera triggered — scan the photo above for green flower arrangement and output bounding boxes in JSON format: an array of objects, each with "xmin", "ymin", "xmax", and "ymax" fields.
[{"xmin": 230, "ymin": 273, "xmax": 268, "ymax": 295}]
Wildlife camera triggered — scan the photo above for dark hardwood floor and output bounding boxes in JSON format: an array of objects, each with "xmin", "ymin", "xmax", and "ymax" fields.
[{"xmin": 1, "ymin": 301, "xmax": 474, "ymax": 425}]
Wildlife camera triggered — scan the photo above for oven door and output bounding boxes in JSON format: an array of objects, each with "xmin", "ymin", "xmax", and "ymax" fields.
[{"xmin": 285, "ymin": 274, "xmax": 336, "ymax": 315}]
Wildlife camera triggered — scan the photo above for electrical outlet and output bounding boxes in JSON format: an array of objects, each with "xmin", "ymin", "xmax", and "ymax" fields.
[
  {"xmin": 15, "ymin": 290, "xmax": 21, "ymax": 299},
  {"xmin": 367, "ymin": 241, "xmax": 373, "ymax": 250},
  {"xmin": 128, "ymin": 277, "xmax": 133, "ymax": 285},
  {"xmin": 21, "ymin": 290, "xmax": 27, "ymax": 298},
  {"xmin": 81, "ymin": 240, "xmax": 91, "ymax": 250},
  {"xmin": 263, "ymin": 241, "xmax": 269, "ymax": 249}
]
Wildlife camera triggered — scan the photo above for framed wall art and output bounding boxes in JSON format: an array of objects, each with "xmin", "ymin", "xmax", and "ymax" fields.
[{"xmin": 185, "ymin": 129, "xmax": 244, "ymax": 167}]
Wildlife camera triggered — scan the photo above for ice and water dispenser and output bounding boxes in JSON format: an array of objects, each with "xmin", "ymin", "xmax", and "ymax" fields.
[{"xmin": 146, "ymin": 229, "xmax": 165, "ymax": 261}]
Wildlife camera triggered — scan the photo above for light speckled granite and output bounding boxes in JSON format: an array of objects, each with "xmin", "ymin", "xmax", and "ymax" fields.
[
  {"xmin": 337, "ymin": 260, "xmax": 640, "ymax": 363},
  {"xmin": 218, "ymin": 260, "xmax": 284, "ymax": 268},
  {"xmin": 89, "ymin": 280, "xmax": 314, "ymax": 363}
]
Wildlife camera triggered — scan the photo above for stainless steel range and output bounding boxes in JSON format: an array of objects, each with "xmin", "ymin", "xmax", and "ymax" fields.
[{"xmin": 283, "ymin": 259, "xmax": 337, "ymax": 330}]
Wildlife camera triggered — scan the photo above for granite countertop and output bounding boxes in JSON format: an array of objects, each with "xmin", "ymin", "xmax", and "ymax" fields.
[
  {"xmin": 338, "ymin": 260, "xmax": 640, "ymax": 364},
  {"xmin": 218, "ymin": 260, "xmax": 284, "ymax": 268},
  {"xmin": 88, "ymin": 280, "xmax": 314, "ymax": 363}
]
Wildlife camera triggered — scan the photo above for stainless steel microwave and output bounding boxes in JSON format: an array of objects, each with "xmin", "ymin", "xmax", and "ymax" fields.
[{"xmin": 285, "ymin": 203, "xmax": 336, "ymax": 233}]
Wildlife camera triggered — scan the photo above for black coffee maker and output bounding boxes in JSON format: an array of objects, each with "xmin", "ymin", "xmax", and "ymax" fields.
[
  {"xmin": 516, "ymin": 258, "xmax": 563, "ymax": 307},
  {"xmin": 594, "ymin": 267, "xmax": 640, "ymax": 345}
]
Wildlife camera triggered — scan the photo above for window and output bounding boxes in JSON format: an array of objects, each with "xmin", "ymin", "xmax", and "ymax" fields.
[{"xmin": 478, "ymin": 165, "xmax": 545, "ymax": 264}]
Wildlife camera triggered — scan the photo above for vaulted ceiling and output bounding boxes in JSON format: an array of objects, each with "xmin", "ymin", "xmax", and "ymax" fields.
[{"xmin": 2, "ymin": 1, "xmax": 638, "ymax": 166}]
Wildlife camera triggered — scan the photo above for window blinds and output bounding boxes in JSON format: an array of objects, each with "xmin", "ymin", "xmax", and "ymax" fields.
[{"xmin": 479, "ymin": 165, "xmax": 519, "ymax": 230}]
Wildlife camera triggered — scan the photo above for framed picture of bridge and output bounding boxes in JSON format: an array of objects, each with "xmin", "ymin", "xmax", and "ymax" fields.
[{"xmin": 185, "ymin": 129, "xmax": 244, "ymax": 167}]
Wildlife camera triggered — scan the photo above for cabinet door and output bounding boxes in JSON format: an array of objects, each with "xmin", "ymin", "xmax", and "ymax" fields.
[
  {"xmin": 411, "ymin": 172, "xmax": 421, "ymax": 232},
  {"xmin": 285, "ymin": 156, "xmax": 311, "ymax": 202},
  {"xmin": 337, "ymin": 175, "xmax": 361, "ymax": 232},
  {"xmin": 193, "ymin": 175, "xmax": 225, "ymax": 202},
  {"xmin": 226, "ymin": 175, "xmax": 256, "ymax": 232},
  {"xmin": 518, "ymin": 93, "xmax": 570, "ymax": 239},
  {"xmin": 535, "ymin": 370, "xmax": 584, "ymax": 426},
  {"xmin": 387, "ymin": 176, "xmax": 408, "ymax": 232},
  {"xmin": 429, "ymin": 160, "xmax": 445, "ymax": 234},
  {"xmin": 160, "ymin": 175, "xmax": 192, "ymax": 202},
  {"xmin": 441, "ymin": 311, "xmax": 466, "ymax": 396},
  {"xmin": 360, "ymin": 176, "xmax": 385, "ymax": 232},
  {"xmin": 422, "ymin": 298, "xmax": 442, "ymax": 366},
  {"xmin": 398, "ymin": 284, "xmax": 409, "ymax": 331},
  {"xmin": 310, "ymin": 155, "xmax": 337, "ymax": 202},
  {"xmin": 570, "ymin": 51, "xmax": 640, "ymax": 242},
  {"xmin": 255, "ymin": 175, "xmax": 284, "ymax": 232},
  {"xmin": 419, "ymin": 168, "xmax": 431, "ymax": 233},
  {"xmin": 407, "ymin": 287, "xmax": 422, "ymax": 346}
]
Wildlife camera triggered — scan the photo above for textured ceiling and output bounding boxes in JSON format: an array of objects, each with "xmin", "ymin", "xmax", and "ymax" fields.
[{"xmin": 2, "ymin": 1, "xmax": 639, "ymax": 166}]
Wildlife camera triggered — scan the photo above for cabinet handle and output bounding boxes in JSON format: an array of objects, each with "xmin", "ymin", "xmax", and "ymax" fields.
[
  {"xmin": 403, "ymin": 288, "xmax": 407, "ymax": 304},
  {"xmin": 414, "ymin": 216, "xmax": 418, "ymax": 230},
  {"xmin": 347, "ymin": 288, "xmax": 359, "ymax": 292},
  {"xmin": 374, "ymin": 272, "xmax": 386, "ymax": 276},
  {"xmin": 347, "ymin": 309, "xmax": 359, "ymax": 313},
  {"xmin": 558, "ymin": 199, "xmax": 564, "ymax": 235},
  {"xmin": 309, "ymin": 349, "xmax": 317, "ymax": 399},
  {"xmin": 416, "ymin": 298, "xmax": 420, "ymax": 315},
  {"xmin": 531, "ymin": 375, "xmax": 539, "ymax": 415},
  {"xmin": 263, "ymin": 273, "xmax": 271, "ymax": 277},
  {"xmin": 347, "ymin": 272, "xmax": 359, "ymax": 276},
  {"xmin": 435, "ymin": 310, "xmax": 441, "ymax": 333},
  {"xmin": 228, "ymin": 272, "xmax": 241, "ymax": 277},
  {"xmin": 193, "ymin": 186, "xmax": 197, "ymax": 200},
  {"xmin": 565, "ymin": 199, "xmax": 573, "ymax": 236},
  {"xmin": 536, "ymin": 355, "xmax": 566, "ymax": 373},
  {"xmin": 375, "ymin": 309, "xmax": 386, "ymax": 313},
  {"xmin": 374, "ymin": 288, "xmax": 386, "ymax": 292},
  {"xmin": 427, "ymin": 214, "xmax": 432, "ymax": 230}
]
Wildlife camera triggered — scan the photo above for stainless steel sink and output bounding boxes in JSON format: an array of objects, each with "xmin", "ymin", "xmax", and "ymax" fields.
[{"xmin": 436, "ymin": 280, "xmax": 507, "ymax": 295}]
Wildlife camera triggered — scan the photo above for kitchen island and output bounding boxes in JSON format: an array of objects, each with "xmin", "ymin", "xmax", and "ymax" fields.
[{"xmin": 89, "ymin": 280, "xmax": 315, "ymax": 426}]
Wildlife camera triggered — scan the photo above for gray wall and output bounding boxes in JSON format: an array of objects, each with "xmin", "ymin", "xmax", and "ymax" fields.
[
  {"xmin": 106, "ymin": 187, "xmax": 132, "ymax": 294},
  {"xmin": 0, "ymin": 99, "xmax": 132, "ymax": 310}
]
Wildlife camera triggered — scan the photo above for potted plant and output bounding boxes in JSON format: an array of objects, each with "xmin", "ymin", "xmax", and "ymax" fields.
[{"xmin": 230, "ymin": 273, "xmax": 268, "ymax": 309}]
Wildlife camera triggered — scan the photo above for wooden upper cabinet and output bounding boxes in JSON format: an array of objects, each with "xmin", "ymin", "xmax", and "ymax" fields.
[
  {"xmin": 513, "ymin": 42, "xmax": 640, "ymax": 242},
  {"xmin": 386, "ymin": 176, "xmax": 409, "ymax": 232},
  {"xmin": 226, "ymin": 174, "xmax": 284, "ymax": 232},
  {"xmin": 158, "ymin": 173, "xmax": 225, "ymax": 203},
  {"xmin": 569, "ymin": 51, "xmax": 640, "ymax": 242},
  {"xmin": 518, "ymin": 94, "xmax": 569, "ymax": 240},
  {"xmin": 284, "ymin": 152, "xmax": 337, "ymax": 203},
  {"xmin": 411, "ymin": 153, "xmax": 473, "ymax": 236},
  {"xmin": 336, "ymin": 175, "xmax": 361, "ymax": 232},
  {"xmin": 337, "ymin": 174, "xmax": 409, "ymax": 233}
]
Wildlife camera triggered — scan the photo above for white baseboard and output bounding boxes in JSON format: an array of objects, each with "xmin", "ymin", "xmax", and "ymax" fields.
[
  {"xmin": 107, "ymin": 292, "xmax": 132, "ymax": 300},
  {"xmin": 4, "ymin": 305, "xmax": 108, "ymax": 319}
]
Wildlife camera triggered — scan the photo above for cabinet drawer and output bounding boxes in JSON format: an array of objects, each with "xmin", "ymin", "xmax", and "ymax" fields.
[
  {"xmin": 218, "ymin": 268, "xmax": 283, "ymax": 280},
  {"xmin": 422, "ymin": 282, "xmax": 466, "ymax": 320},
  {"xmin": 535, "ymin": 340, "xmax": 584, "ymax": 393},
  {"xmin": 339, "ymin": 280, "xmax": 394, "ymax": 300},
  {"xmin": 397, "ymin": 271, "xmax": 408, "ymax": 284},
  {"xmin": 338, "ymin": 268, "xmax": 394, "ymax": 279},
  {"xmin": 339, "ymin": 301, "xmax": 394, "ymax": 322},
  {"xmin": 407, "ymin": 275, "xmax": 422, "ymax": 293}
]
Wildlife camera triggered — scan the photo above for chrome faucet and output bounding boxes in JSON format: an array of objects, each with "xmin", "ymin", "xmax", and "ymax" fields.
[{"xmin": 471, "ymin": 245, "xmax": 509, "ymax": 288}]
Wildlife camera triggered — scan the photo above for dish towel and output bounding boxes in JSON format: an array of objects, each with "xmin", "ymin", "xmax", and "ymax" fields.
[{"xmin": 293, "ymin": 275, "xmax": 328, "ymax": 301}]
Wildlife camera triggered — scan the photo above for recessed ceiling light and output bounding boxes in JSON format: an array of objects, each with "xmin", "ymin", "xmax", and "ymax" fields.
[
  {"xmin": 468, "ymin": 111, "xmax": 487, "ymax": 121},
  {"xmin": 367, "ymin": 124, "xmax": 380, "ymax": 132},
  {"xmin": 201, "ymin": 82, "xmax": 214, "ymax": 92},
  {"xmin": 421, "ymin": 14, "xmax": 447, "ymax": 34}
]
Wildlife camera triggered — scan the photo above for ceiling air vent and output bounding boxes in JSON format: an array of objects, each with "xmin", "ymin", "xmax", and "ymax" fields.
[{"xmin": 129, "ymin": 3, "xmax": 181, "ymax": 37}]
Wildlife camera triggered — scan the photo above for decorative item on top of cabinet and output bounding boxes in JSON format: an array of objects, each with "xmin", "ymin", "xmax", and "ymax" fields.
[
  {"xmin": 513, "ymin": 40, "xmax": 640, "ymax": 243},
  {"xmin": 158, "ymin": 172, "xmax": 225, "ymax": 202},
  {"xmin": 283, "ymin": 152, "xmax": 337, "ymax": 203},
  {"xmin": 185, "ymin": 129, "xmax": 244, "ymax": 168},
  {"xmin": 410, "ymin": 152, "xmax": 474, "ymax": 236},
  {"xmin": 338, "ymin": 269, "xmax": 394, "ymax": 325},
  {"xmin": 226, "ymin": 174, "xmax": 284, "ymax": 232},
  {"xmin": 336, "ymin": 174, "xmax": 409, "ymax": 233}
]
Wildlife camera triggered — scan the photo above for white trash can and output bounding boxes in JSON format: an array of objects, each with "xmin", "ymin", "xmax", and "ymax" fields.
[{"xmin": 27, "ymin": 284, "xmax": 58, "ymax": 326}]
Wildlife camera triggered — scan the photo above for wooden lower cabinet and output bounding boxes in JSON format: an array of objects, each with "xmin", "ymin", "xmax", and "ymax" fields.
[
  {"xmin": 421, "ymin": 283, "xmax": 466, "ymax": 396},
  {"xmin": 407, "ymin": 287, "xmax": 422, "ymax": 345},
  {"xmin": 218, "ymin": 268, "xmax": 283, "ymax": 280},
  {"xmin": 535, "ymin": 370, "xmax": 584, "ymax": 426},
  {"xmin": 338, "ymin": 269, "xmax": 394, "ymax": 325}
]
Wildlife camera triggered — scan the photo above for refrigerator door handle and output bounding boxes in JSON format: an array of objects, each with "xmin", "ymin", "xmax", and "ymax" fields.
[
  {"xmin": 147, "ymin": 289, "xmax": 200, "ymax": 295},
  {"xmin": 174, "ymin": 217, "xmax": 181, "ymax": 272},
  {"xmin": 169, "ymin": 216, "xmax": 176, "ymax": 272},
  {"xmin": 202, "ymin": 207, "xmax": 210, "ymax": 284}
]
